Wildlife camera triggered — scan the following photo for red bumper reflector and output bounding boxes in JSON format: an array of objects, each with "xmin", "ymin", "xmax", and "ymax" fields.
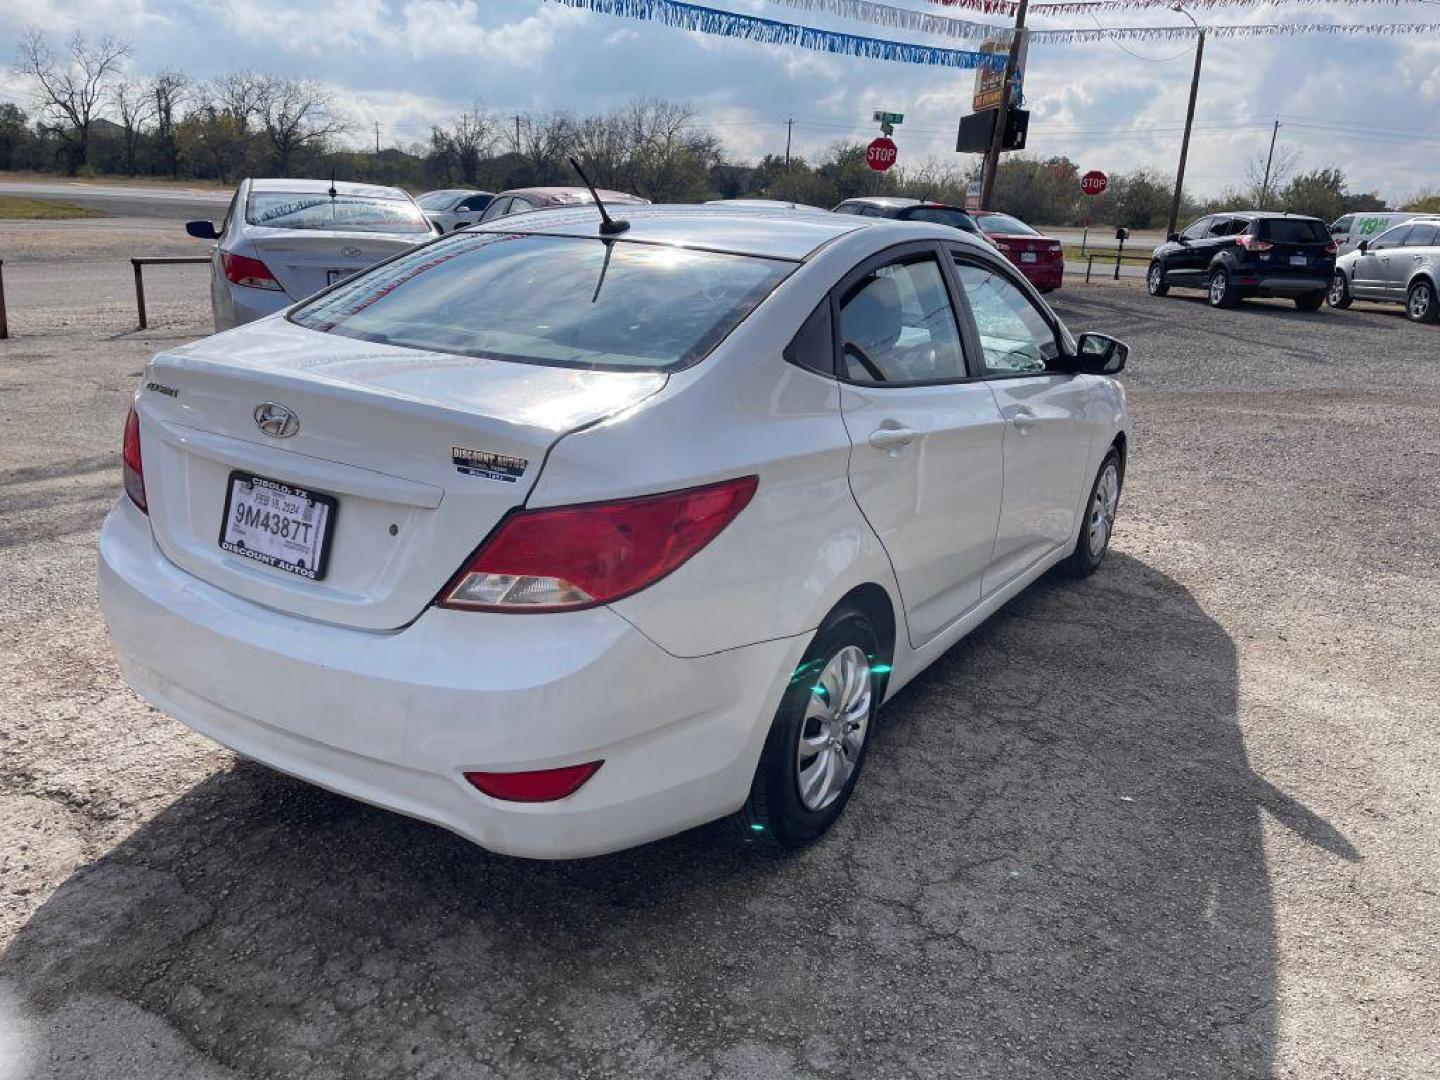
[{"xmin": 464, "ymin": 761, "xmax": 603, "ymax": 802}]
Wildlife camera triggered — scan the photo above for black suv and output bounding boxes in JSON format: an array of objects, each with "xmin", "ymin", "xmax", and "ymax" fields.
[{"xmin": 1147, "ymin": 211, "xmax": 1336, "ymax": 310}]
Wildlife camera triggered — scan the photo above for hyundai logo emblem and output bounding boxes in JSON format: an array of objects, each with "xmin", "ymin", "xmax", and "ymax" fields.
[
  {"xmin": 253, "ymin": 402, "xmax": 300, "ymax": 439},
  {"xmin": 340, "ymin": 246, "xmax": 362, "ymax": 259}
]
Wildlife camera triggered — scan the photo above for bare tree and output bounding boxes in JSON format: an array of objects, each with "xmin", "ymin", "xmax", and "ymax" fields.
[
  {"xmin": 112, "ymin": 78, "xmax": 155, "ymax": 175},
  {"xmin": 151, "ymin": 70, "xmax": 189, "ymax": 177},
  {"xmin": 257, "ymin": 76, "xmax": 346, "ymax": 175},
  {"xmin": 210, "ymin": 71, "xmax": 267, "ymax": 133},
  {"xmin": 517, "ymin": 112, "xmax": 577, "ymax": 187},
  {"xmin": 13, "ymin": 28, "xmax": 131, "ymax": 172},
  {"xmin": 1244, "ymin": 144, "xmax": 1300, "ymax": 209},
  {"xmin": 429, "ymin": 106, "xmax": 499, "ymax": 185}
]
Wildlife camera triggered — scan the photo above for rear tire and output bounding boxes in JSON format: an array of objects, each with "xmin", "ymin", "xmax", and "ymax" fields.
[
  {"xmin": 736, "ymin": 608, "xmax": 882, "ymax": 850},
  {"xmin": 1407, "ymin": 279, "xmax": 1438, "ymax": 323},
  {"xmin": 1208, "ymin": 266, "xmax": 1238, "ymax": 308},
  {"xmin": 1063, "ymin": 449, "xmax": 1122, "ymax": 578},
  {"xmin": 1294, "ymin": 290, "xmax": 1325, "ymax": 312},
  {"xmin": 1327, "ymin": 272, "xmax": 1352, "ymax": 309},
  {"xmin": 1146, "ymin": 260, "xmax": 1169, "ymax": 297}
]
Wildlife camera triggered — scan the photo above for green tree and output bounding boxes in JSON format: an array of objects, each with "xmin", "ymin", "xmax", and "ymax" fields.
[{"xmin": 1279, "ymin": 168, "xmax": 1347, "ymax": 221}]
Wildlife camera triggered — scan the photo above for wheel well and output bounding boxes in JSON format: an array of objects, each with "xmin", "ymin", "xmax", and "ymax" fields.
[
  {"xmin": 828, "ymin": 582, "xmax": 897, "ymax": 673},
  {"xmin": 1110, "ymin": 432, "xmax": 1128, "ymax": 485},
  {"xmin": 1408, "ymin": 271, "xmax": 1437, "ymax": 293}
]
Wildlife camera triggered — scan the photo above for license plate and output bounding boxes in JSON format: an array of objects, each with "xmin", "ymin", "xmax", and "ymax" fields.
[
  {"xmin": 219, "ymin": 472, "xmax": 337, "ymax": 580},
  {"xmin": 1290, "ymin": 255, "xmax": 1307, "ymax": 266},
  {"xmin": 1021, "ymin": 251, "xmax": 1038, "ymax": 263}
]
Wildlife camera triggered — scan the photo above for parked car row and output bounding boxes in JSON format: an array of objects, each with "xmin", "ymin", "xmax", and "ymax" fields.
[{"xmin": 1146, "ymin": 208, "xmax": 1440, "ymax": 323}]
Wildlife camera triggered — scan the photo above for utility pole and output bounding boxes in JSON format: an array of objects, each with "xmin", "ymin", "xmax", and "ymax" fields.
[
  {"xmin": 1166, "ymin": 4, "xmax": 1205, "ymax": 237},
  {"xmin": 373, "ymin": 120, "xmax": 381, "ymax": 155},
  {"xmin": 514, "ymin": 115, "xmax": 522, "ymax": 157},
  {"xmin": 1259, "ymin": 119, "xmax": 1281, "ymax": 209},
  {"xmin": 979, "ymin": 0, "xmax": 1028, "ymax": 211},
  {"xmin": 784, "ymin": 117, "xmax": 794, "ymax": 168}
]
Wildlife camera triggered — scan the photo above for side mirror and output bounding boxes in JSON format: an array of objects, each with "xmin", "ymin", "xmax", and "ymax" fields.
[
  {"xmin": 1073, "ymin": 332, "xmax": 1129, "ymax": 376},
  {"xmin": 186, "ymin": 220, "xmax": 220, "ymax": 240},
  {"xmin": 1357, "ymin": 239, "xmax": 1369, "ymax": 253},
  {"xmin": 1166, "ymin": 232, "xmax": 1180, "ymax": 244}
]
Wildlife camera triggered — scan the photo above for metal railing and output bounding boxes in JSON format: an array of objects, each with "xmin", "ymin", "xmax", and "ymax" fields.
[
  {"xmin": 131, "ymin": 256, "xmax": 210, "ymax": 330},
  {"xmin": 1084, "ymin": 251, "xmax": 1150, "ymax": 284}
]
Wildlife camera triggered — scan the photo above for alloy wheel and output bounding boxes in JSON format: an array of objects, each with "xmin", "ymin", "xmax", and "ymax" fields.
[
  {"xmin": 1209, "ymin": 271, "xmax": 1226, "ymax": 305},
  {"xmin": 1410, "ymin": 283, "xmax": 1433, "ymax": 321},
  {"xmin": 1088, "ymin": 461, "xmax": 1120, "ymax": 556},
  {"xmin": 1329, "ymin": 275, "xmax": 1346, "ymax": 306},
  {"xmin": 796, "ymin": 645, "xmax": 872, "ymax": 811},
  {"xmin": 1148, "ymin": 264, "xmax": 1162, "ymax": 293}
]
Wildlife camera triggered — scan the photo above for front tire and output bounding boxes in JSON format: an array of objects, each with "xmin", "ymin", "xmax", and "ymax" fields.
[
  {"xmin": 1407, "ymin": 279, "xmax": 1438, "ymax": 323},
  {"xmin": 1063, "ymin": 449, "xmax": 1122, "ymax": 578},
  {"xmin": 1294, "ymin": 290, "xmax": 1325, "ymax": 312},
  {"xmin": 1208, "ymin": 266, "xmax": 1238, "ymax": 308},
  {"xmin": 1328, "ymin": 272, "xmax": 1352, "ymax": 309},
  {"xmin": 1147, "ymin": 260, "xmax": 1169, "ymax": 297},
  {"xmin": 737, "ymin": 609, "xmax": 882, "ymax": 849}
]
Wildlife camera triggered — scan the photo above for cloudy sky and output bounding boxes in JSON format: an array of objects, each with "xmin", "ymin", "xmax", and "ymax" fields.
[{"xmin": 2, "ymin": 0, "xmax": 1438, "ymax": 202}]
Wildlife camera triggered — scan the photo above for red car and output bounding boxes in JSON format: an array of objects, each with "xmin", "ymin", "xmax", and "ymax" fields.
[{"xmin": 973, "ymin": 211, "xmax": 1064, "ymax": 292}]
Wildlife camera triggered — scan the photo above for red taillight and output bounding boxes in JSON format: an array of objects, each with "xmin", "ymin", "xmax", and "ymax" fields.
[
  {"xmin": 1237, "ymin": 235, "xmax": 1274, "ymax": 252},
  {"xmin": 440, "ymin": 476, "xmax": 758, "ymax": 612},
  {"xmin": 122, "ymin": 406, "xmax": 147, "ymax": 514},
  {"xmin": 221, "ymin": 251, "xmax": 283, "ymax": 291},
  {"xmin": 464, "ymin": 762, "xmax": 602, "ymax": 802}
]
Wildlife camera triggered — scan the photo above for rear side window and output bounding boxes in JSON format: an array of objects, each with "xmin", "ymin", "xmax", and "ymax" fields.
[
  {"xmin": 1404, "ymin": 223, "xmax": 1438, "ymax": 247},
  {"xmin": 291, "ymin": 232, "xmax": 793, "ymax": 373},
  {"xmin": 903, "ymin": 207, "xmax": 979, "ymax": 233},
  {"xmin": 1372, "ymin": 225, "xmax": 1412, "ymax": 249},
  {"xmin": 837, "ymin": 257, "xmax": 965, "ymax": 383},
  {"xmin": 1259, "ymin": 218, "xmax": 1329, "ymax": 244},
  {"xmin": 247, "ymin": 192, "xmax": 431, "ymax": 235}
]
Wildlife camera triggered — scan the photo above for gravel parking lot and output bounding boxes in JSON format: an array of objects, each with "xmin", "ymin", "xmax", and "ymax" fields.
[{"xmin": 1, "ymin": 219, "xmax": 1437, "ymax": 1079}]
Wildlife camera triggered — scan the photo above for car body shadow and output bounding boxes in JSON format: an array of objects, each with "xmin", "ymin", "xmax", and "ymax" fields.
[{"xmin": 1, "ymin": 552, "xmax": 1356, "ymax": 1078}]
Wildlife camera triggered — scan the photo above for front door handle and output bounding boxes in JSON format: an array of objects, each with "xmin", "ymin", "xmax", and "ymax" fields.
[
  {"xmin": 1008, "ymin": 407, "xmax": 1039, "ymax": 431},
  {"xmin": 868, "ymin": 426, "xmax": 917, "ymax": 450}
]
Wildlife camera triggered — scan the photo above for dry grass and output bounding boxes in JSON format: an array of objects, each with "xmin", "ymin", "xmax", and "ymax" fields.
[{"xmin": 0, "ymin": 195, "xmax": 105, "ymax": 221}]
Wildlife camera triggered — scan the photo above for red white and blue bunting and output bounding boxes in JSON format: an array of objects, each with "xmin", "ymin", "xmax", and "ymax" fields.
[
  {"xmin": 546, "ymin": 0, "xmax": 1012, "ymax": 65},
  {"xmin": 769, "ymin": 0, "xmax": 1013, "ymax": 42},
  {"xmin": 1029, "ymin": 19, "xmax": 1440, "ymax": 37}
]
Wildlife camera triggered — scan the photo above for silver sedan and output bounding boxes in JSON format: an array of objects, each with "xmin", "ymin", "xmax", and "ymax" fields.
[{"xmin": 187, "ymin": 179, "xmax": 437, "ymax": 332}]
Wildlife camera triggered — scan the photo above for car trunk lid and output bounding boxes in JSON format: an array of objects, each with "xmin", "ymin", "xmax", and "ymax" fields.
[
  {"xmin": 135, "ymin": 317, "xmax": 667, "ymax": 631},
  {"xmin": 243, "ymin": 230, "xmax": 424, "ymax": 300}
]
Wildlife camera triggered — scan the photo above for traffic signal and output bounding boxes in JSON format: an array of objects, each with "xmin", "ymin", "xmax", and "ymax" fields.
[{"xmin": 955, "ymin": 108, "xmax": 1029, "ymax": 153}]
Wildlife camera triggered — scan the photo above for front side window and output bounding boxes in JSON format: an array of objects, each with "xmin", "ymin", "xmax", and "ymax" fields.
[
  {"xmin": 479, "ymin": 198, "xmax": 510, "ymax": 223},
  {"xmin": 837, "ymin": 257, "xmax": 966, "ymax": 384},
  {"xmin": 246, "ymin": 192, "xmax": 431, "ymax": 235},
  {"xmin": 832, "ymin": 203, "xmax": 860, "ymax": 215},
  {"xmin": 1212, "ymin": 218, "xmax": 1249, "ymax": 238},
  {"xmin": 1180, "ymin": 217, "xmax": 1212, "ymax": 241},
  {"xmin": 1370, "ymin": 225, "xmax": 1411, "ymax": 251},
  {"xmin": 417, "ymin": 190, "xmax": 463, "ymax": 210},
  {"xmin": 1404, "ymin": 222, "xmax": 1438, "ymax": 247},
  {"xmin": 291, "ymin": 233, "xmax": 792, "ymax": 373},
  {"xmin": 1330, "ymin": 215, "xmax": 1354, "ymax": 236},
  {"xmin": 953, "ymin": 262, "xmax": 1060, "ymax": 376}
]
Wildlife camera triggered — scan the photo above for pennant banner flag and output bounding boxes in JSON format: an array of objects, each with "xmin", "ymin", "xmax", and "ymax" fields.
[
  {"xmin": 769, "ymin": 0, "xmax": 1013, "ymax": 41},
  {"xmin": 548, "ymin": 0, "xmax": 1011, "ymax": 65},
  {"xmin": 1029, "ymin": 20, "xmax": 1440, "ymax": 38},
  {"xmin": 927, "ymin": 0, "xmax": 1419, "ymax": 13}
]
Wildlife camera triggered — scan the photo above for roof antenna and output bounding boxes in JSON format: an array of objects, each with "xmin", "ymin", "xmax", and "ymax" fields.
[
  {"xmin": 327, "ymin": 169, "xmax": 337, "ymax": 200},
  {"xmin": 568, "ymin": 156, "xmax": 629, "ymax": 236}
]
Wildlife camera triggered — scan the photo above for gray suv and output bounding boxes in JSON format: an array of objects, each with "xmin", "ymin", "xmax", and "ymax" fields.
[{"xmin": 1328, "ymin": 218, "xmax": 1440, "ymax": 323}]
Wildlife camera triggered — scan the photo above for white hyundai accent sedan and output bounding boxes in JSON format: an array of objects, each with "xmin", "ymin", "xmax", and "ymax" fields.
[{"xmin": 99, "ymin": 205, "xmax": 1129, "ymax": 859}]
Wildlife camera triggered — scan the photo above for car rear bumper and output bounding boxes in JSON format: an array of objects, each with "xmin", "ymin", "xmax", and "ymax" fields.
[
  {"xmin": 217, "ymin": 283, "xmax": 292, "ymax": 331},
  {"xmin": 1235, "ymin": 274, "xmax": 1331, "ymax": 295},
  {"xmin": 97, "ymin": 499, "xmax": 808, "ymax": 859}
]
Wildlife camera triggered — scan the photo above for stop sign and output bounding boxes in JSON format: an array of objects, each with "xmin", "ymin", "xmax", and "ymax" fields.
[
  {"xmin": 1081, "ymin": 170, "xmax": 1109, "ymax": 196},
  {"xmin": 866, "ymin": 137, "xmax": 898, "ymax": 172}
]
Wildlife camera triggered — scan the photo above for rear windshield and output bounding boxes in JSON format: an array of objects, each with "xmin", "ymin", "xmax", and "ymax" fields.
[
  {"xmin": 977, "ymin": 214, "xmax": 1038, "ymax": 235},
  {"xmin": 1258, "ymin": 218, "xmax": 1328, "ymax": 244},
  {"xmin": 290, "ymin": 232, "xmax": 793, "ymax": 372},
  {"xmin": 247, "ymin": 192, "xmax": 431, "ymax": 235},
  {"xmin": 901, "ymin": 207, "xmax": 978, "ymax": 233},
  {"xmin": 417, "ymin": 190, "xmax": 464, "ymax": 210}
]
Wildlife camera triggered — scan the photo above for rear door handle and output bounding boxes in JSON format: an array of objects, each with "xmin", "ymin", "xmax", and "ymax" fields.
[{"xmin": 868, "ymin": 426, "xmax": 917, "ymax": 450}]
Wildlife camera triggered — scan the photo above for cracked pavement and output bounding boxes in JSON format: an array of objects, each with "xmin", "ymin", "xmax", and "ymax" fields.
[{"xmin": 1, "ymin": 221, "xmax": 1437, "ymax": 1078}]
